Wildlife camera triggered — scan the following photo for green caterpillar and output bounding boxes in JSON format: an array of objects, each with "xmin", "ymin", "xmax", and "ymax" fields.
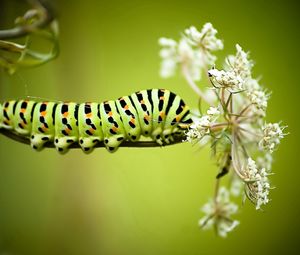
[{"xmin": 0, "ymin": 89, "xmax": 193, "ymax": 153}]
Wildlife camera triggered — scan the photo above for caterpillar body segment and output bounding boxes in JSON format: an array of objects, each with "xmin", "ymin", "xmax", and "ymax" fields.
[
  {"xmin": 100, "ymin": 100, "xmax": 127, "ymax": 153},
  {"xmin": 78, "ymin": 102, "xmax": 103, "ymax": 153},
  {"xmin": 130, "ymin": 90, "xmax": 153, "ymax": 137},
  {"xmin": 0, "ymin": 89, "xmax": 193, "ymax": 153},
  {"xmin": 31, "ymin": 101, "xmax": 56, "ymax": 151}
]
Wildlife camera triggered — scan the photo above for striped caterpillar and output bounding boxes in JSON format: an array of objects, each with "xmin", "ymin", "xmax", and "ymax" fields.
[{"xmin": 0, "ymin": 89, "xmax": 193, "ymax": 153}]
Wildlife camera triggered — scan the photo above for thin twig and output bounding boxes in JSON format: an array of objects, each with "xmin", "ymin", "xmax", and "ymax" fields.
[
  {"xmin": 0, "ymin": 0, "xmax": 54, "ymax": 40},
  {"xmin": 0, "ymin": 129, "xmax": 185, "ymax": 148}
]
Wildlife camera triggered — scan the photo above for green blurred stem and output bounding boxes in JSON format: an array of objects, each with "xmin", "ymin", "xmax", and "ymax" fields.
[{"xmin": 0, "ymin": 129, "xmax": 185, "ymax": 148}]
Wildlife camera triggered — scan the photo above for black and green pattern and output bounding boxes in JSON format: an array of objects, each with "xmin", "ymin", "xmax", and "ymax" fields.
[{"xmin": 0, "ymin": 89, "xmax": 193, "ymax": 153}]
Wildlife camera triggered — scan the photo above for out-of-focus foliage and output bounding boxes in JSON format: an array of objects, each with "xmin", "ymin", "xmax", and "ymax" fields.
[{"xmin": 0, "ymin": 0, "xmax": 59, "ymax": 74}]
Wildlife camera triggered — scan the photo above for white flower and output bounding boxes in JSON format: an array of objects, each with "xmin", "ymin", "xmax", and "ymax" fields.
[
  {"xmin": 159, "ymin": 37, "xmax": 177, "ymax": 47},
  {"xmin": 208, "ymin": 68, "xmax": 244, "ymax": 91},
  {"xmin": 259, "ymin": 123, "xmax": 285, "ymax": 153},
  {"xmin": 185, "ymin": 23, "xmax": 223, "ymax": 51},
  {"xmin": 184, "ymin": 23, "xmax": 223, "ymax": 71},
  {"xmin": 243, "ymin": 157, "xmax": 271, "ymax": 209},
  {"xmin": 159, "ymin": 38, "xmax": 178, "ymax": 78},
  {"xmin": 185, "ymin": 115, "xmax": 212, "ymax": 142},
  {"xmin": 227, "ymin": 44, "xmax": 253, "ymax": 80},
  {"xmin": 178, "ymin": 39, "xmax": 202, "ymax": 80},
  {"xmin": 207, "ymin": 106, "xmax": 220, "ymax": 116},
  {"xmin": 199, "ymin": 187, "xmax": 239, "ymax": 237},
  {"xmin": 159, "ymin": 37, "xmax": 203, "ymax": 80},
  {"xmin": 244, "ymin": 78, "xmax": 261, "ymax": 91},
  {"xmin": 159, "ymin": 23, "xmax": 224, "ymax": 81},
  {"xmin": 247, "ymin": 88, "xmax": 269, "ymax": 111}
]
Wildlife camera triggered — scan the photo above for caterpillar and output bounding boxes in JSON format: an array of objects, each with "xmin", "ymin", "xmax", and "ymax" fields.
[{"xmin": 0, "ymin": 89, "xmax": 193, "ymax": 153}]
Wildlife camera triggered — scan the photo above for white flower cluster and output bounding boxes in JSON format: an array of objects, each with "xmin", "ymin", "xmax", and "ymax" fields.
[
  {"xmin": 185, "ymin": 107, "xmax": 220, "ymax": 142},
  {"xmin": 247, "ymin": 89, "xmax": 269, "ymax": 111},
  {"xmin": 208, "ymin": 44, "xmax": 253, "ymax": 92},
  {"xmin": 259, "ymin": 123, "xmax": 286, "ymax": 153},
  {"xmin": 159, "ymin": 22, "xmax": 223, "ymax": 81},
  {"xmin": 199, "ymin": 187, "xmax": 239, "ymax": 237},
  {"xmin": 244, "ymin": 158, "xmax": 270, "ymax": 210},
  {"xmin": 159, "ymin": 38, "xmax": 178, "ymax": 78},
  {"xmin": 208, "ymin": 68, "xmax": 244, "ymax": 91},
  {"xmin": 228, "ymin": 44, "xmax": 253, "ymax": 80},
  {"xmin": 159, "ymin": 21, "xmax": 287, "ymax": 236},
  {"xmin": 184, "ymin": 23, "xmax": 223, "ymax": 65},
  {"xmin": 232, "ymin": 45, "xmax": 270, "ymax": 114}
]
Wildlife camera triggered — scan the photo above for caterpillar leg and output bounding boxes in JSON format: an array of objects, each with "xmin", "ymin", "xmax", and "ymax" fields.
[
  {"xmin": 151, "ymin": 127, "xmax": 164, "ymax": 145},
  {"xmin": 79, "ymin": 137, "xmax": 101, "ymax": 153},
  {"xmin": 103, "ymin": 134, "xmax": 126, "ymax": 153},
  {"xmin": 54, "ymin": 136, "xmax": 77, "ymax": 154},
  {"xmin": 162, "ymin": 129, "xmax": 175, "ymax": 144},
  {"xmin": 30, "ymin": 134, "xmax": 52, "ymax": 151}
]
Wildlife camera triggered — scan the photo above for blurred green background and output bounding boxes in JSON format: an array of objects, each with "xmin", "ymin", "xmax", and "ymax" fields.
[{"xmin": 0, "ymin": 0, "xmax": 299, "ymax": 254}]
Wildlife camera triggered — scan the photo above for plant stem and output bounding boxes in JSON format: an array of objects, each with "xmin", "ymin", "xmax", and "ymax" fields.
[{"xmin": 0, "ymin": 0, "xmax": 54, "ymax": 39}]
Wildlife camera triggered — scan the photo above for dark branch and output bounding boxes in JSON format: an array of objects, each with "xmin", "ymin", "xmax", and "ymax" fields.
[
  {"xmin": 0, "ymin": 0, "xmax": 54, "ymax": 39},
  {"xmin": 0, "ymin": 129, "xmax": 185, "ymax": 149}
]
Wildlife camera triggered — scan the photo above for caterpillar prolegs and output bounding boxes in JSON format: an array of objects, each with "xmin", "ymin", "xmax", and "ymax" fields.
[{"xmin": 0, "ymin": 89, "xmax": 193, "ymax": 153}]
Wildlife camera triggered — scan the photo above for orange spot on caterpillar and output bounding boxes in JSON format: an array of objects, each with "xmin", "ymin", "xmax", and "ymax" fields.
[
  {"xmin": 112, "ymin": 126, "xmax": 118, "ymax": 132},
  {"xmin": 130, "ymin": 118, "xmax": 135, "ymax": 124},
  {"xmin": 89, "ymin": 128, "xmax": 94, "ymax": 134},
  {"xmin": 176, "ymin": 115, "xmax": 181, "ymax": 122},
  {"xmin": 124, "ymin": 105, "xmax": 129, "ymax": 110},
  {"xmin": 159, "ymin": 112, "xmax": 165, "ymax": 118},
  {"xmin": 159, "ymin": 96, "xmax": 165, "ymax": 100},
  {"xmin": 108, "ymin": 111, "xmax": 113, "ymax": 116},
  {"xmin": 144, "ymin": 114, "xmax": 150, "ymax": 120},
  {"xmin": 140, "ymin": 100, "xmax": 145, "ymax": 104},
  {"xmin": 41, "ymin": 111, "xmax": 47, "ymax": 117},
  {"xmin": 63, "ymin": 112, "xmax": 68, "ymax": 117},
  {"xmin": 86, "ymin": 113, "xmax": 92, "ymax": 118},
  {"xmin": 20, "ymin": 108, "xmax": 26, "ymax": 113},
  {"xmin": 65, "ymin": 128, "xmax": 71, "ymax": 135}
]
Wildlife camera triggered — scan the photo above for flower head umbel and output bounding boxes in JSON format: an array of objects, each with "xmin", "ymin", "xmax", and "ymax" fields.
[
  {"xmin": 208, "ymin": 68, "xmax": 244, "ymax": 91},
  {"xmin": 159, "ymin": 22, "xmax": 223, "ymax": 81},
  {"xmin": 259, "ymin": 123, "xmax": 286, "ymax": 153},
  {"xmin": 159, "ymin": 22, "xmax": 287, "ymax": 237},
  {"xmin": 184, "ymin": 22, "xmax": 223, "ymax": 67},
  {"xmin": 227, "ymin": 44, "xmax": 253, "ymax": 80},
  {"xmin": 185, "ymin": 106, "xmax": 220, "ymax": 143},
  {"xmin": 242, "ymin": 158, "xmax": 271, "ymax": 209},
  {"xmin": 199, "ymin": 187, "xmax": 239, "ymax": 237}
]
